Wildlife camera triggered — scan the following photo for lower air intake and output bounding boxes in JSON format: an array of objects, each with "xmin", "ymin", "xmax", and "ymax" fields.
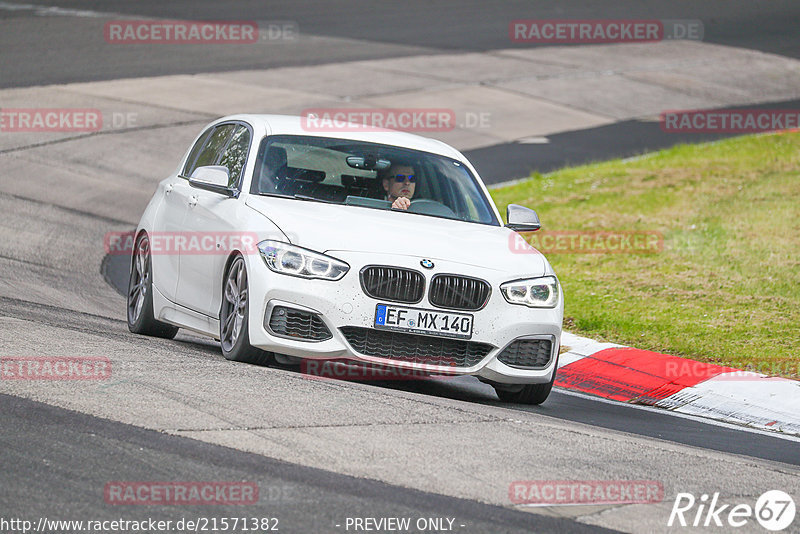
[
  {"xmin": 497, "ymin": 338, "xmax": 553, "ymax": 369},
  {"xmin": 267, "ymin": 306, "xmax": 332, "ymax": 342},
  {"xmin": 339, "ymin": 326, "xmax": 492, "ymax": 367}
]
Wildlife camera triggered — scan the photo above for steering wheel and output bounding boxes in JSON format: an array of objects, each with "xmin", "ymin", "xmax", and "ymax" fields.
[{"xmin": 408, "ymin": 199, "xmax": 457, "ymax": 218}]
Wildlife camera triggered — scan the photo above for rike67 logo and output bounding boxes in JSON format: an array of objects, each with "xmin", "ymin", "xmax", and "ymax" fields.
[{"xmin": 669, "ymin": 490, "xmax": 795, "ymax": 531}]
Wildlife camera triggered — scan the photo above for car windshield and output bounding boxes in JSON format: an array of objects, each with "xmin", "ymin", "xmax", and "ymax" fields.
[{"xmin": 250, "ymin": 135, "xmax": 499, "ymax": 226}]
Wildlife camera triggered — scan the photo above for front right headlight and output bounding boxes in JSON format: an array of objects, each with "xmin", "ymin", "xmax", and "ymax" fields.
[
  {"xmin": 257, "ymin": 240, "xmax": 349, "ymax": 280},
  {"xmin": 500, "ymin": 276, "xmax": 560, "ymax": 308}
]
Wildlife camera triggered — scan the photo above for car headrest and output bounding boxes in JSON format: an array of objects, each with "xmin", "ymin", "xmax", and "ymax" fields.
[
  {"xmin": 264, "ymin": 146, "xmax": 288, "ymax": 174},
  {"xmin": 287, "ymin": 167, "xmax": 325, "ymax": 182},
  {"xmin": 341, "ymin": 174, "xmax": 370, "ymax": 188},
  {"xmin": 258, "ymin": 146, "xmax": 288, "ymax": 193}
]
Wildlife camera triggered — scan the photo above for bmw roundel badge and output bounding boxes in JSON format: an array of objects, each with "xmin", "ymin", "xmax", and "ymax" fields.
[{"xmin": 420, "ymin": 259, "xmax": 434, "ymax": 269}]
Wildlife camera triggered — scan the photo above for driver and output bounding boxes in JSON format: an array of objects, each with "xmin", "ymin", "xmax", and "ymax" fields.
[{"xmin": 380, "ymin": 163, "xmax": 416, "ymax": 210}]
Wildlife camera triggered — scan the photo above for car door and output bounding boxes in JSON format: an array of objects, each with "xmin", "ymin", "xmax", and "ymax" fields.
[
  {"xmin": 149, "ymin": 127, "xmax": 214, "ymax": 302},
  {"xmin": 175, "ymin": 123, "xmax": 251, "ymax": 316}
]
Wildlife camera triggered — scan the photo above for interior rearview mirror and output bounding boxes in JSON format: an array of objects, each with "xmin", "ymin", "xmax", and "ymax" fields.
[{"xmin": 346, "ymin": 155, "xmax": 391, "ymax": 170}]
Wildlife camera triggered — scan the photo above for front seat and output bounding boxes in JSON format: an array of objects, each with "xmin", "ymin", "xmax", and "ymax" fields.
[{"xmin": 257, "ymin": 145, "xmax": 288, "ymax": 193}]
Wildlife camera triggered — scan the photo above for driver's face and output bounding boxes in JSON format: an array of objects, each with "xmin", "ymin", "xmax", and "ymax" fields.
[{"xmin": 383, "ymin": 165, "xmax": 416, "ymax": 201}]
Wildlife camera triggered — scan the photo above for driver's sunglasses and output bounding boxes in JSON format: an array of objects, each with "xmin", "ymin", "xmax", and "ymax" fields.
[{"xmin": 393, "ymin": 174, "xmax": 416, "ymax": 183}]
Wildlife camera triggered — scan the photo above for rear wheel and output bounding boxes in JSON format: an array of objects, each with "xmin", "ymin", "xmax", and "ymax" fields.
[
  {"xmin": 219, "ymin": 255, "xmax": 273, "ymax": 366},
  {"xmin": 492, "ymin": 363, "xmax": 558, "ymax": 405},
  {"xmin": 127, "ymin": 234, "xmax": 179, "ymax": 339}
]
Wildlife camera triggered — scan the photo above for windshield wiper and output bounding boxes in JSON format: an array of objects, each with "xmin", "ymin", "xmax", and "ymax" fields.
[
  {"xmin": 292, "ymin": 194, "xmax": 336, "ymax": 204},
  {"xmin": 257, "ymin": 192, "xmax": 336, "ymax": 204}
]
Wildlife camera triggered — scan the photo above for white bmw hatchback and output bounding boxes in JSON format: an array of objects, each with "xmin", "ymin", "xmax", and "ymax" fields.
[{"xmin": 128, "ymin": 114, "xmax": 563, "ymax": 404}]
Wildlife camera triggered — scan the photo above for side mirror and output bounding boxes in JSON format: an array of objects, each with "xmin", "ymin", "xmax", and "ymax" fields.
[
  {"xmin": 506, "ymin": 204, "xmax": 541, "ymax": 232},
  {"xmin": 189, "ymin": 166, "xmax": 237, "ymax": 197}
]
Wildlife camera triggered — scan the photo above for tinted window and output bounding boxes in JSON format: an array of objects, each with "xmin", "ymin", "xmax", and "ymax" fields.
[
  {"xmin": 187, "ymin": 124, "xmax": 236, "ymax": 177},
  {"xmin": 182, "ymin": 128, "xmax": 213, "ymax": 176},
  {"xmin": 217, "ymin": 125, "xmax": 251, "ymax": 187}
]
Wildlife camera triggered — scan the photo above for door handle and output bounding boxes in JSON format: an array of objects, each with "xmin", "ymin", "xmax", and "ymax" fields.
[
  {"xmin": 165, "ymin": 184, "xmax": 173, "ymax": 195},
  {"xmin": 188, "ymin": 195, "xmax": 198, "ymax": 207}
]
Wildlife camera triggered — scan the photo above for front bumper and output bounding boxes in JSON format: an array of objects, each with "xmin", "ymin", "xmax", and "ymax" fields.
[{"xmin": 245, "ymin": 251, "xmax": 563, "ymax": 384}]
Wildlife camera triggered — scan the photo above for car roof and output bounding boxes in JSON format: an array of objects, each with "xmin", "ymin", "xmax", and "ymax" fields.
[{"xmin": 221, "ymin": 114, "xmax": 465, "ymax": 161}]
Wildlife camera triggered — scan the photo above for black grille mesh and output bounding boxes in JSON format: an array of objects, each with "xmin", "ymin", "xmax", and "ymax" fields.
[
  {"xmin": 268, "ymin": 306, "xmax": 332, "ymax": 342},
  {"xmin": 429, "ymin": 274, "xmax": 491, "ymax": 311},
  {"xmin": 361, "ymin": 266, "xmax": 425, "ymax": 303},
  {"xmin": 497, "ymin": 339, "xmax": 553, "ymax": 369},
  {"xmin": 340, "ymin": 326, "xmax": 492, "ymax": 368}
]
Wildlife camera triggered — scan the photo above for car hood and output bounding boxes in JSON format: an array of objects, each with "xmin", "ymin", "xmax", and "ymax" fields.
[{"xmin": 245, "ymin": 195, "xmax": 547, "ymax": 275}]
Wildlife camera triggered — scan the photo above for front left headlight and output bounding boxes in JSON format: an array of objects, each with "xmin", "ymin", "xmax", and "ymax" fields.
[
  {"xmin": 257, "ymin": 240, "xmax": 349, "ymax": 280},
  {"xmin": 500, "ymin": 276, "xmax": 560, "ymax": 308}
]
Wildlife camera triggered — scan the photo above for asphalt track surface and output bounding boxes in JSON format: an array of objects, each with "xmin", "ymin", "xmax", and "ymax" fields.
[
  {"xmin": 4, "ymin": 1, "xmax": 799, "ymax": 183},
  {"xmin": 2, "ymin": 0, "xmax": 799, "ymax": 88},
  {"xmin": 79, "ymin": 259, "xmax": 800, "ymax": 468},
  {"xmin": 465, "ymin": 98, "xmax": 800, "ymax": 184},
  {"xmin": 99, "ymin": 239, "xmax": 799, "ymax": 468},
  {"xmin": 2, "ymin": 393, "xmax": 614, "ymax": 534},
  {"xmin": 2, "ymin": 2, "xmax": 799, "ymax": 533}
]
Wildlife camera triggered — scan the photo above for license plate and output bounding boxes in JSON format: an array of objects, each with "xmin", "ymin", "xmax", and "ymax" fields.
[{"xmin": 374, "ymin": 304, "xmax": 473, "ymax": 340}]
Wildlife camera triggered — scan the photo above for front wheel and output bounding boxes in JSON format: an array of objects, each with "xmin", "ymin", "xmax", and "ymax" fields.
[
  {"xmin": 492, "ymin": 364, "xmax": 558, "ymax": 405},
  {"xmin": 219, "ymin": 255, "xmax": 273, "ymax": 366},
  {"xmin": 127, "ymin": 233, "xmax": 179, "ymax": 339}
]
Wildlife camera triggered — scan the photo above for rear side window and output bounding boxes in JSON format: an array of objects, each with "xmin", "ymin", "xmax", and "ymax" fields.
[{"xmin": 185, "ymin": 124, "xmax": 236, "ymax": 177}]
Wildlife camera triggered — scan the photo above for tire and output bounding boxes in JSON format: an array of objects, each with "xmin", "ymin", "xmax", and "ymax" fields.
[
  {"xmin": 219, "ymin": 255, "xmax": 273, "ymax": 366},
  {"xmin": 493, "ymin": 361, "xmax": 558, "ymax": 405},
  {"xmin": 127, "ymin": 233, "xmax": 179, "ymax": 339}
]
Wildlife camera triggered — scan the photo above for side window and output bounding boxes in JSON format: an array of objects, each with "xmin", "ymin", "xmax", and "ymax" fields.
[
  {"xmin": 186, "ymin": 124, "xmax": 236, "ymax": 177},
  {"xmin": 181, "ymin": 128, "xmax": 213, "ymax": 177},
  {"xmin": 217, "ymin": 125, "xmax": 251, "ymax": 187}
]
